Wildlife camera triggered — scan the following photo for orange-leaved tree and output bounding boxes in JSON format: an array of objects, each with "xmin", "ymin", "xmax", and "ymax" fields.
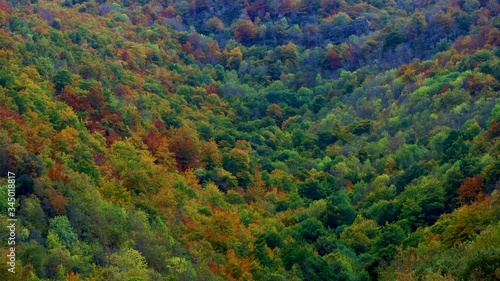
[{"xmin": 456, "ymin": 174, "xmax": 484, "ymax": 206}]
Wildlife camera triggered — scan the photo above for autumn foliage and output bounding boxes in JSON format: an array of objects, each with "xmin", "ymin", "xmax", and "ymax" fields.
[{"xmin": 0, "ymin": 0, "xmax": 498, "ymax": 280}]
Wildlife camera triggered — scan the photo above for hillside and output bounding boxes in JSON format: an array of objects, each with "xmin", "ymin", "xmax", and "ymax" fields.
[{"xmin": 0, "ymin": 0, "xmax": 499, "ymax": 280}]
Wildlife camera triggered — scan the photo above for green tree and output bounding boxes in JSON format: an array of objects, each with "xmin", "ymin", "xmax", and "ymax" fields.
[
  {"xmin": 298, "ymin": 218, "xmax": 325, "ymax": 242},
  {"xmin": 398, "ymin": 177, "xmax": 446, "ymax": 230},
  {"xmin": 373, "ymin": 223, "xmax": 406, "ymax": 261},
  {"xmin": 223, "ymin": 147, "xmax": 253, "ymax": 187},
  {"xmin": 52, "ymin": 69, "xmax": 73, "ymax": 92},
  {"xmin": 49, "ymin": 216, "xmax": 78, "ymax": 248},
  {"xmin": 105, "ymin": 248, "xmax": 150, "ymax": 281},
  {"xmin": 325, "ymin": 192, "xmax": 357, "ymax": 229},
  {"xmin": 441, "ymin": 130, "xmax": 469, "ymax": 163}
]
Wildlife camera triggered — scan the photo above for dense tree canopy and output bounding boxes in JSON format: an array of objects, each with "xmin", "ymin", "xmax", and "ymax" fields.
[{"xmin": 0, "ymin": 0, "xmax": 499, "ymax": 280}]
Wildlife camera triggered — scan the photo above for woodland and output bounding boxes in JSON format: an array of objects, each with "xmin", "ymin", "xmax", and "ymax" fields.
[{"xmin": 0, "ymin": 0, "xmax": 499, "ymax": 280}]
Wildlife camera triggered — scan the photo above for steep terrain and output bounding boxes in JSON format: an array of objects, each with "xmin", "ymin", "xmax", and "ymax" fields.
[{"xmin": 0, "ymin": 0, "xmax": 499, "ymax": 280}]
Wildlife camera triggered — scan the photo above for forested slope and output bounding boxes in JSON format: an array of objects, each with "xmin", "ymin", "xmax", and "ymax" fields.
[{"xmin": 0, "ymin": 0, "xmax": 499, "ymax": 280}]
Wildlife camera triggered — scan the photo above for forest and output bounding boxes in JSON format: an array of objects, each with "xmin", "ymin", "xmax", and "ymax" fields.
[{"xmin": 0, "ymin": 0, "xmax": 499, "ymax": 280}]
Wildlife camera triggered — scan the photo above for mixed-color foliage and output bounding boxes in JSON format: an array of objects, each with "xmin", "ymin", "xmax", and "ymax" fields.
[{"xmin": 0, "ymin": 0, "xmax": 499, "ymax": 280}]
